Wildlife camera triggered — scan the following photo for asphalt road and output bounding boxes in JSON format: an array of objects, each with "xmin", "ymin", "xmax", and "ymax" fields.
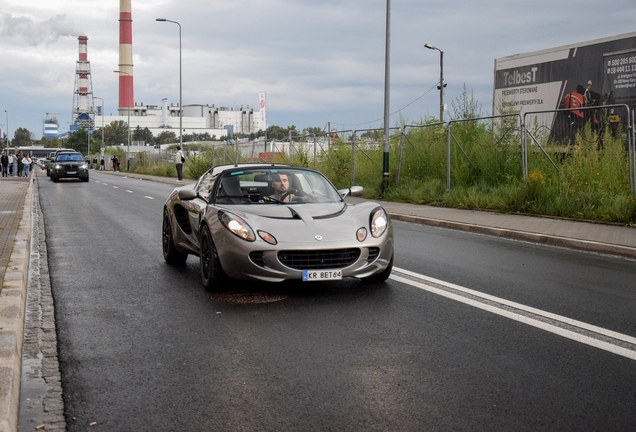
[{"xmin": 37, "ymin": 170, "xmax": 636, "ymax": 431}]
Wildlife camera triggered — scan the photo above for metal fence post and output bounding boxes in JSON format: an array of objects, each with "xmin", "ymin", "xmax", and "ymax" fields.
[
  {"xmin": 351, "ymin": 133, "xmax": 357, "ymax": 186},
  {"xmin": 396, "ymin": 126, "xmax": 405, "ymax": 184},
  {"xmin": 313, "ymin": 134, "xmax": 317, "ymax": 169},
  {"xmin": 446, "ymin": 122, "xmax": 451, "ymax": 192}
]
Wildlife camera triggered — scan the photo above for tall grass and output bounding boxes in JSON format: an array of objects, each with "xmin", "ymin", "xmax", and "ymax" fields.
[{"xmin": 317, "ymin": 122, "xmax": 636, "ymax": 224}]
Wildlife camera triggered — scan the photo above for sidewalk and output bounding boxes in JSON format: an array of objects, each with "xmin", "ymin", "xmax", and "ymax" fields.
[
  {"xmin": 0, "ymin": 170, "xmax": 635, "ymax": 430},
  {"xmin": 0, "ymin": 175, "xmax": 33, "ymax": 432}
]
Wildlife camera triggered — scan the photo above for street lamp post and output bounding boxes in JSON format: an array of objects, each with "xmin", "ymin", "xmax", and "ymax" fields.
[
  {"xmin": 113, "ymin": 71, "xmax": 131, "ymax": 169},
  {"xmin": 156, "ymin": 18, "xmax": 182, "ymax": 148},
  {"xmin": 424, "ymin": 43, "xmax": 445, "ymax": 123},
  {"xmin": 93, "ymin": 96, "xmax": 105, "ymax": 168},
  {"xmin": 4, "ymin": 110, "xmax": 8, "ymax": 147},
  {"xmin": 381, "ymin": 0, "xmax": 391, "ymax": 197}
]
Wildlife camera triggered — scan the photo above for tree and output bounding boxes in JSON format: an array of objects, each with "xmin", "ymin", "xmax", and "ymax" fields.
[
  {"xmin": 302, "ymin": 127, "xmax": 323, "ymax": 136},
  {"xmin": 12, "ymin": 127, "xmax": 33, "ymax": 146},
  {"xmin": 66, "ymin": 128, "xmax": 98, "ymax": 155},
  {"xmin": 103, "ymin": 120, "xmax": 129, "ymax": 146},
  {"xmin": 156, "ymin": 131, "xmax": 178, "ymax": 144},
  {"xmin": 132, "ymin": 126, "xmax": 155, "ymax": 145},
  {"xmin": 451, "ymin": 84, "xmax": 482, "ymax": 120},
  {"xmin": 37, "ymin": 137, "xmax": 64, "ymax": 148}
]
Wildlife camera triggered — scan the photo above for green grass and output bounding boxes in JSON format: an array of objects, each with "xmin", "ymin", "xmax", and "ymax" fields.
[{"xmin": 317, "ymin": 123, "xmax": 636, "ymax": 224}]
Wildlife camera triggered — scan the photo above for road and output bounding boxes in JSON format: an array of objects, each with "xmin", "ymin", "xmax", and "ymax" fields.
[{"xmin": 35, "ymin": 169, "xmax": 636, "ymax": 431}]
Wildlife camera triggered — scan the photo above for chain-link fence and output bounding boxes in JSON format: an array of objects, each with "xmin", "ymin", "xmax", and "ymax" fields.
[{"xmin": 123, "ymin": 103, "xmax": 636, "ymax": 198}]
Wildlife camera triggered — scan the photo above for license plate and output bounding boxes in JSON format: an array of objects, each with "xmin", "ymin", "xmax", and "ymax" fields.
[
  {"xmin": 302, "ymin": 270, "xmax": 342, "ymax": 282},
  {"xmin": 67, "ymin": 171, "xmax": 77, "ymax": 174}
]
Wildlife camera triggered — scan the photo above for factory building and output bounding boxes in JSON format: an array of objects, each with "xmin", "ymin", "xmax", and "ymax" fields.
[{"xmin": 96, "ymin": 100, "xmax": 260, "ymax": 140}]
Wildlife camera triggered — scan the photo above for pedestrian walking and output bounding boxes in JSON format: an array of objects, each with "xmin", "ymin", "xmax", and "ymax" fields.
[
  {"xmin": 8, "ymin": 152, "xmax": 14, "ymax": 176},
  {"xmin": 175, "ymin": 146, "xmax": 184, "ymax": 182},
  {"xmin": 21, "ymin": 154, "xmax": 32, "ymax": 177},
  {"xmin": 16, "ymin": 152, "xmax": 23, "ymax": 177},
  {"xmin": 92, "ymin": 156, "xmax": 98, "ymax": 170},
  {"xmin": 100, "ymin": 157, "xmax": 105, "ymax": 170},
  {"xmin": 1, "ymin": 151, "xmax": 8, "ymax": 177}
]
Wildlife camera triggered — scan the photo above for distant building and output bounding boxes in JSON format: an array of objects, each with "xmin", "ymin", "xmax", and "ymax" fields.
[
  {"xmin": 99, "ymin": 99, "xmax": 262, "ymax": 138},
  {"xmin": 43, "ymin": 115, "xmax": 60, "ymax": 139}
]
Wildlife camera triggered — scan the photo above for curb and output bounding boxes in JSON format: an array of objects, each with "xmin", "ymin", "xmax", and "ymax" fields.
[
  {"xmin": 389, "ymin": 213, "xmax": 636, "ymax": 260},
  {"xmin": 0, "ymin": 178, "xmax": 33, "ymax": 432}
]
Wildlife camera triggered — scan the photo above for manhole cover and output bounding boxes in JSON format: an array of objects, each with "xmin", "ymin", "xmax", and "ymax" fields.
[{"xmin": 210, "ymin": 292, "xmax": 288, "ymax": 304}]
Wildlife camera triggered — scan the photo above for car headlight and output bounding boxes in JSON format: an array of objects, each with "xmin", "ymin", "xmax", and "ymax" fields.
[
  {"xmin": 218, "ymin": 211, "xmax": 256, "ymax": 242},
  {"xmin": 80, "ymin": 164, "xmax": 88, "ymax": 169},
  {"xmin": 258, "ymin": 230, "xmax": 277, "ymax": 245},
  {"xmin": 370, "ymin": 207, "xmax": 388, "ymax": 238},
  {"xmin": 54, "ymin": 164, "xmax": 62, "ymax": 169}
]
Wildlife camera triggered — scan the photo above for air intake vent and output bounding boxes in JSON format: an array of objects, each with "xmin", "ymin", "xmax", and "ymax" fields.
[
  {"xmin": 367, "ymin": 247, "xmax": 380, "ymax": 263},
  {"xmin": 173, "ymin": 205, "xmax": 192, "ymax": 235},
  {"xmin": 249, "ymin": 251, "xmax": 265, "ymax": 267},
  {"xmin": 278, "ymin": 248, "xmax": 360, "ymax": 270}
]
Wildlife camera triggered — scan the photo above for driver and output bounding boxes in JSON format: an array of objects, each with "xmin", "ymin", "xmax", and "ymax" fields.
[{"xmin": 269, "ymin": 173, "xmax": 294, "ymax": 202}]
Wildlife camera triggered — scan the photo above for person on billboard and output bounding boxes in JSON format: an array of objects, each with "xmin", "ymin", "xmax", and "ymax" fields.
[
  {"xmin": 562, "ymin": 85, "xmax": 585, "ymax": 145},
  {"xmin": 584, "ymin": 80, "xmax": 600, "ymax": 133}
]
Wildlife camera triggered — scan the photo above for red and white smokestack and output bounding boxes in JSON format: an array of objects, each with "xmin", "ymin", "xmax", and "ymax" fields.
[
  {"xmin": 118, "ymin": 0, "xmax": 134, "ymax": 112},
  {"xmin": 78, "ymin": 36, "xmax": 89, "ymax": 112}
]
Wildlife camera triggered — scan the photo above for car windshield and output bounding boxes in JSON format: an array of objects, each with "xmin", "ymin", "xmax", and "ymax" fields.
[
  {"xmin": 57, "ymin": 154, "xmax": 83, "ymax": 162},
  {"xmin": 203, "ymin": 167, "xmax": 343, "ymax": 205}
]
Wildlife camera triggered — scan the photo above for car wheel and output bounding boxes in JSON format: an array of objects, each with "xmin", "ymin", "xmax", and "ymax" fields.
[
  {"xmin": 162, "ymin": 208, "xmax": 188, "ymax": 265},
  {"xmin": 82, "ymin": 176, "xmax": 89, "ymax": 182},
  {"xmin": 362, "ymin": 254, "xmax": 393, "ymax": 284},
  {"xmin": 200, "ymin": 224, "xmax": 226, "ymax": 292},
  {"xmin": 52, "ymin": 175, "xmax": 59, "ymax": 183}
]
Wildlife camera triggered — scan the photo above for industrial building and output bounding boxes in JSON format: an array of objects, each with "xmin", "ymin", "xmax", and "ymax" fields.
[{"xmin": 60, "ymin": 0, "xmax": 262, "ymax": 142}]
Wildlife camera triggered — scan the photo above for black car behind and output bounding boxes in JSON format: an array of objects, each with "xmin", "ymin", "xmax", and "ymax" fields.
[{"xmin": 50, "ymin": 152, "xmax": 89, "ymax": 182}]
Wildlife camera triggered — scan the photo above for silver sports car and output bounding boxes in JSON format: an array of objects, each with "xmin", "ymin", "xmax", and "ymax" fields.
[{"xmin": 162, "ymin": 163, "xmax": 393, "ymax": 290}]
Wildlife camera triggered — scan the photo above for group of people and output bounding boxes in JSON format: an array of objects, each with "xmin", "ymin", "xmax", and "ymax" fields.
[{"xmin": 0, "ymin": 150, "xmax": 35, "ymax": 177}]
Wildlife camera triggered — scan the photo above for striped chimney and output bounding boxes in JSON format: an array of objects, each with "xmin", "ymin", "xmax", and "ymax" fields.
[
  {"xmin": 78, "ymin": 36, "xmax": 89, "ymax": 108},
  {"xmin": 118, "ymin": 0, "xmax": 134, "ymax": 111}
]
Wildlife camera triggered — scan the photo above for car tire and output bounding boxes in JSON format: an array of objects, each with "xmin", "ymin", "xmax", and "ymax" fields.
[
  {"xmin": 52, "ymin": 175, "xmax": 59, "ymax": 183},
  {"xmin": 82, "ymin": 176, "xmax": 89, "ymax": 182},
  {"xmin": 362, "ymin": 254, "xmax": 393, "ymax": 284},
  {"xmin": 200, "ymin": 224, "xmax": 226, "ymax": 292},
  {"xmin": 162, "ymin": 208, "xmax": 188, "ymax": 265}
]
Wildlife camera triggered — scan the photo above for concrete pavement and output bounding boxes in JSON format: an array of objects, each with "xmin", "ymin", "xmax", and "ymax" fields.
[
  {"xmin": 0, "ymin": 175, "xmax": 32, "ymax": 432},
  {"xmin": 0, "ymin": 169, "xmax": 635, "ymax": 431}
]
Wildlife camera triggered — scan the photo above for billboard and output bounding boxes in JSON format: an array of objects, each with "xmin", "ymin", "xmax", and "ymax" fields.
[{"xmin": 493, "ymin": 31, "xmax": 636, "ymax": 138}]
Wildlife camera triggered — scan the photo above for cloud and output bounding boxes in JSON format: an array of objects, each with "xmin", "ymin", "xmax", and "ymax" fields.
[{"xmin": 0, "ymin": 12, "xmax": 78, "ymax": 47}]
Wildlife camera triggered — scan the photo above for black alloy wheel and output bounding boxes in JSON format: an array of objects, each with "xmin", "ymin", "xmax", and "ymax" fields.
[
  {"xmin": 200, "ymin": 224, "xmax": 226, "ymax": 292},
  {"xmin": 162, "ymin": 208, "xmax": 188, "ymax": 264}
]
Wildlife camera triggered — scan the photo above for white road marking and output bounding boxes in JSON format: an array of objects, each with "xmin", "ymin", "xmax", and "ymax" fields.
[
  {"xmin": 391, "ymin": 266, "xmax": 636, "ymax": 361},
  {"xmin": 126, "ymin": 190, "xmax": 134, "ymax": 193},
  {"xmin": 113, "ymin": 186, "xmax": 119, "ymax": 189},
  {"xmin": 144, "ymin": 196, "xmax": 155, "ymax": 200}
]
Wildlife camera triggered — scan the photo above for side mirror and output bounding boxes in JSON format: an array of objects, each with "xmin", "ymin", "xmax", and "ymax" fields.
[
  {"xmin": 178, "ymin": 188, "xmax": 198, "ymax": 201},
  {"xmin": 338, "ymin": 186, "xmax": 364, "ymax": 199}
]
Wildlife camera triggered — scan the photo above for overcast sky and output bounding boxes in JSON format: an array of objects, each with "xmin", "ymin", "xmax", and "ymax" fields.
[{"xmin": 1, "ymin": 0, "xmax": 636, "ymax": 139}]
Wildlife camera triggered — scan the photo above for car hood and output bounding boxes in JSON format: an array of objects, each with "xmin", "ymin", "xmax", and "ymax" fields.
[
  {"xmin": 227, "ymin": 202, "xmax": 347, "ymax": 220},
  {"xmin": 216, "ymin": 201, "xmax": 384, "ymax": 244}
]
